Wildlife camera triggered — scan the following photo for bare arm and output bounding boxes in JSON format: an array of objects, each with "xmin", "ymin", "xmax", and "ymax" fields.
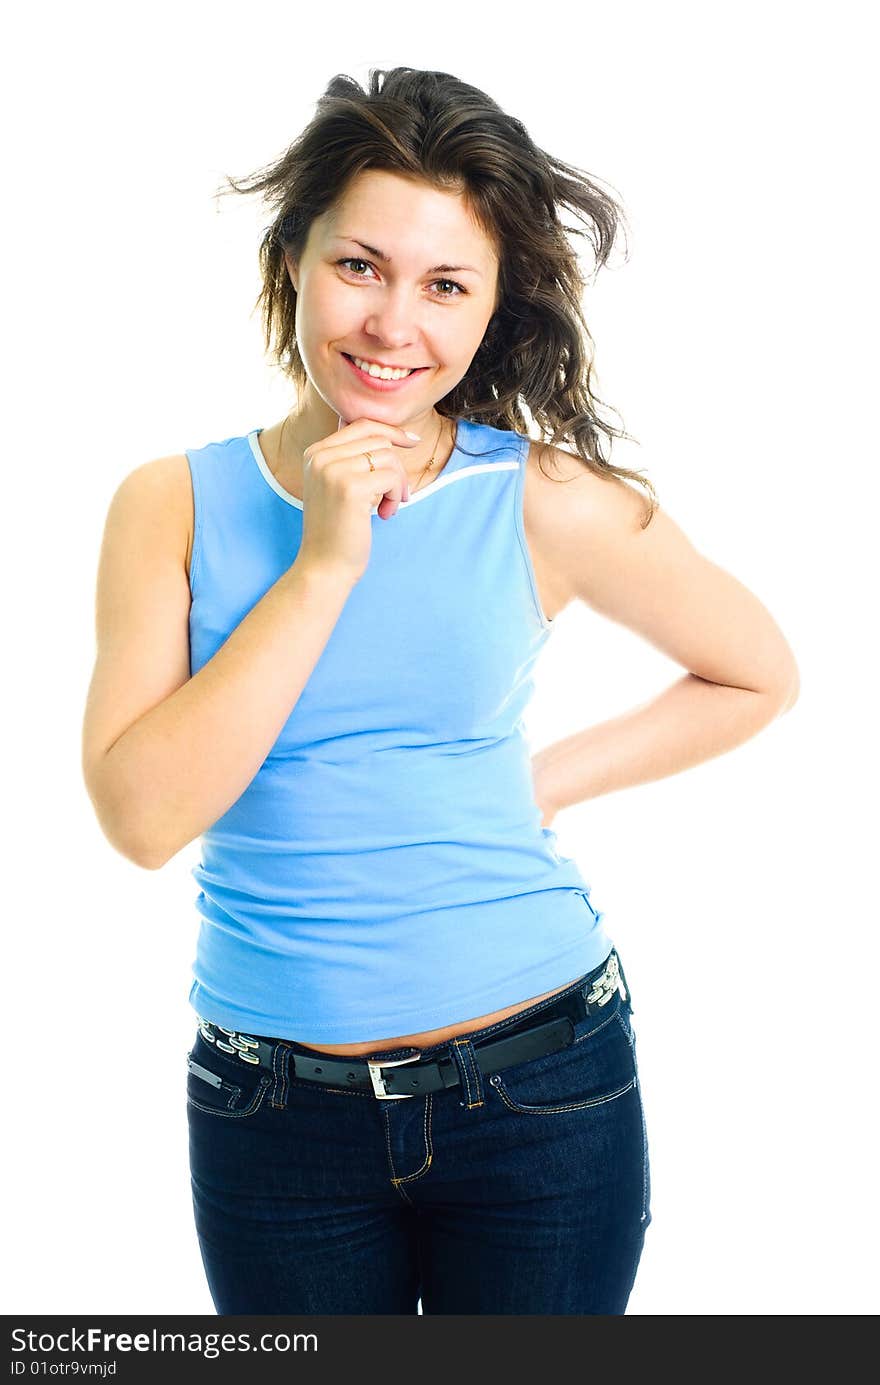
[
  {"xmin": 81, "ymin": 457, "xmax": 354, "ymax": 870},
  {"xmin": 531, "ymin": 449, "xmax": 801, "ymax": 698},
  {"xmin": 525, "ymin": 450, "xmax": 800, "ymax": 820}
]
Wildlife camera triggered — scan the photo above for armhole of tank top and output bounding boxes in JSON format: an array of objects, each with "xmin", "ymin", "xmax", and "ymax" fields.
[
  {"xmin": 512, "ymin": 433, "xmax": 554, "ymax": 632},
  {"xmin": 184, "ymin": 449, "xmax": 204, "ymax": 593}
]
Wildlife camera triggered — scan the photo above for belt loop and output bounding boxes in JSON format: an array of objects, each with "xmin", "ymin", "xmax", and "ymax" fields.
[
  {"xmin": 450, "ymin": 1036, "xmax": 485, "ymax": 1109},
  {"xmin": 270, "ymin": 1040, "xmax": 291, "ymax": 1109}
]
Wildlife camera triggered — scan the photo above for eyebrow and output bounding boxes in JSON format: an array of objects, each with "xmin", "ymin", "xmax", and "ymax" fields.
[{"xmin": 334, "ymin": 237, "xmax": 484, "ymax": 276}]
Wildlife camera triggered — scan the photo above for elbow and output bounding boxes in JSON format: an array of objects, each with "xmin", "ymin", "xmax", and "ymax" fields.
[
  {"xmin": 115, "ymin": 811, "xmax": 173, "ymax": 870},
  {"xmin": 83, "ymin": 774, "xmax": 169, "ymax": 871},
  {"xmin": 102, "ymin": 811, "xmax": 168, "ymax": 871},
  {"xmin": 131, "ymin": 844, "xmax": 168, "ymax": 871},
  {"xmin": 116, "ymin": 819, "xmax": 178, "ymax": 871},
  {"xmin": 117, "ymin": 838, "xmax": 167, "ymax": 871},
  {"xmin": 107, "ymin": 811, "xmax": 183, "ymax": 872}
]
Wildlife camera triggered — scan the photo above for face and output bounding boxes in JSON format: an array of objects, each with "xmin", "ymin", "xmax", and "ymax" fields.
[{"xmin": 284, "ymin": 169, "xmax": 501, "ymax": 431}]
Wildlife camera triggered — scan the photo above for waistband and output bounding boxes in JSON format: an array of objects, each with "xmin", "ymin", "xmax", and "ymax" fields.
[{"xmin": 189, "ymin": 949, "xmax": 631, "ymax": 1101}]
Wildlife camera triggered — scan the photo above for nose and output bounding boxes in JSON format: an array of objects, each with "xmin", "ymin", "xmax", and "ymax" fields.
[{"xmin": 363, "ymin": 286, "xmax": 424, "ymax": 351}]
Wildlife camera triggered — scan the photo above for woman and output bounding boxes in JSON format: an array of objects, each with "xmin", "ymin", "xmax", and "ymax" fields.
[{"xmin": 81, "ymin": 67, "xmax": 800, "ymax": 1314}]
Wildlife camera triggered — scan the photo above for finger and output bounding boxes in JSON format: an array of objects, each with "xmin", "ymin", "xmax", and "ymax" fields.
[
  {"xmin": 374, "ymin": 462, "xmax": 408, "ymax": 518},
  {"xmin": 308, "ymin": 435, "xmax": 410, "ymax": 512},
  {"xmin": 383, "ymin": 456, "xmax": 410, "ymax": 509},
  {"xmin": 330, "ymin": 419, "xmax": 421, "ymax": 447}
]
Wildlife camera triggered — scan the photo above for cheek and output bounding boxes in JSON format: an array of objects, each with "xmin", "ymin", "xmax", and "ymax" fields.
[
  {"xmin": 297, "ymin": 281, "xmax": 350, "ymax": 336},
  {"xmin": 449, "ymin": 317, "xmax": 488, "ymax": 367},
  {"xmin": 434, "ymin": 321, "xmax": 477, "ymax": 366}
]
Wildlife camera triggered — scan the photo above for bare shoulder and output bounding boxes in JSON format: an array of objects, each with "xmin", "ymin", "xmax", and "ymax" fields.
[
  {"xmin": 522, "ymin": 437, "xmax": 650, "ymax": 618},
  {"xmin": 523, "ymin": 437, "xmax": 648, "ymax": 529},
  {"xmin": 521, "ymin": 439, "xmax": 799, "ymax": 697},
  {"xmin": 111, "ymin": 451, "xmax": 195, "ymax": 581}
]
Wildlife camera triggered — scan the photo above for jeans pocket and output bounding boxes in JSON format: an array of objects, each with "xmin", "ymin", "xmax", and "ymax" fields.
[
  {"xmin": 486, "ymin": 1004, "xmax": 637, "ymax": 1115},
  {"xmin": 186, "ymin": 1034, "xmax": 272, "ymax": 1120}
]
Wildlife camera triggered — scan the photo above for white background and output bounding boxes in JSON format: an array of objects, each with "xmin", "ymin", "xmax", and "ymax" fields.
[{"xmin": 4, "ymin": 0, "xmax": 876, "ymax": 1316}]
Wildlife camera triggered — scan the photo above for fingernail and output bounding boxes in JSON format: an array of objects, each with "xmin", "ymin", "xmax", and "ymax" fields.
[{"xmin": 405, "ymin": 430, "xmax": 421, "ymax": 440}]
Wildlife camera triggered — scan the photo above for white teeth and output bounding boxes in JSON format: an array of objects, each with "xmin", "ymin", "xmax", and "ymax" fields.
[{"xmin": 352, "ymin": 355, "xmax": 415, "ymax": 380}]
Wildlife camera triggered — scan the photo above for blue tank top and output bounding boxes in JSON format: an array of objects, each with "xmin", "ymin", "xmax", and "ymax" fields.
[{"xmin": 184, "ymin": 417, "xmax": 614, "ymax": 1043}]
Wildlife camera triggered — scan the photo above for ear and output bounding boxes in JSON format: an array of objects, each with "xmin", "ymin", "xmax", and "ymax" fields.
[{"xmin": 283, "ymin": 250, "xmax": 299, "ymax": 294}]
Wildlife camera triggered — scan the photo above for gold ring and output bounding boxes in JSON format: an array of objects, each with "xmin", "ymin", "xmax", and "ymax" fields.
[{"xmin": 364, "ymin": 451, "xmax": 375, "ymax": 471}]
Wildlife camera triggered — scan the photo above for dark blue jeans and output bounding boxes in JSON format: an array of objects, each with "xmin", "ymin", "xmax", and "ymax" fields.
[{"xmin": 186, "ymin": 954, "xmax": 652, "ymax": 1314}]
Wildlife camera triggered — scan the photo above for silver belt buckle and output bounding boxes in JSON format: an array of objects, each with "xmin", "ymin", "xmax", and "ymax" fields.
[{"xmin": 366, "ymin": 1052, "xmax": 422, "ymax": 1099}]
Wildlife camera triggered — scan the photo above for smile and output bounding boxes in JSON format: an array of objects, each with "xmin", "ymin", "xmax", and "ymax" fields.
[{"xmin": 341, "ymin": 352, "xmax": 429, "ymax": 390}]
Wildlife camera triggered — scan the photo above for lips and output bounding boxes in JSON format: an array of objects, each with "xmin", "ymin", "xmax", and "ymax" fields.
[{"xmin": 340, "ymin": 351, "xmax": 429, "ymax": 391}]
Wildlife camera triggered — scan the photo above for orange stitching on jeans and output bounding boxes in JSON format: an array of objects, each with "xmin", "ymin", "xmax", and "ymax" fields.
[
  {"xmin": 492, "ymin": 1075, "xmax": 636, "ymax": 1116},
  {"xmin": 396, "ymin": 1094, "xmax": 434, "ymax": 1183},
  {"xmin": 453, "ymin": 1037, "xmax": 475, "ymax": 1107},
  {"xmin": 453, "ymin": 1036, "xmax": 485, "ymax": 1107},
  {"xmin": 384, "ymin": 1096, "xmax": 434, "ymax": 1204}
]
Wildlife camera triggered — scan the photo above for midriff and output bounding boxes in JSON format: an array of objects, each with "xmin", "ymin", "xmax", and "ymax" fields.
[{"xmin": 291, "ymin": 975, "xmax": 582, "ymax": 1057}]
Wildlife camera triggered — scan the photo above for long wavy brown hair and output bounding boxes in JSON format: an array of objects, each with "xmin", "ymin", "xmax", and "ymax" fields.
[{"xmin": 215, "ymin": 66, "xmax": 657, "ymax": 526}]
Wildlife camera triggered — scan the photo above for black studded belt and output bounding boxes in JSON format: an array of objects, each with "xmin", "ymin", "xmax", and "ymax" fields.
[{"xmin": 190, "ymin": 950, "xmax": 628, "ymax": 1101}]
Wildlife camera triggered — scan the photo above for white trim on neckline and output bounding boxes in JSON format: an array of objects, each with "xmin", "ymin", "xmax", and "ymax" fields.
[{"xmin": 247, "ymin": 428, "xmax": 518, "ymax": 513}]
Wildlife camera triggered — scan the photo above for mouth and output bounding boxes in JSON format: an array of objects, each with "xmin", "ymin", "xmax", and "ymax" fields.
[{"xmin": 341, "ymin": 352, "xmax": 430, "ymax": 390}]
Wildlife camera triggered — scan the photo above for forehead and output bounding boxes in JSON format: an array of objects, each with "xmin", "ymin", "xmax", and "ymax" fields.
[{"xmin": 318, "ymin": 169, "xmax": 497, "ymax": 262}]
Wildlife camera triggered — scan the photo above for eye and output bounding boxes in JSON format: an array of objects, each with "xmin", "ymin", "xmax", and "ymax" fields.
[
  {"xmin": 334, "ymin": 258, "xmax": 467, "ymax": 298},
  {"xmin": 336, "ymin": 256, "xmax": 375, "ymax": 280},
  {"xmin": 433, "ymin": 278, "xmax": 466, "ymax": 298}
]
